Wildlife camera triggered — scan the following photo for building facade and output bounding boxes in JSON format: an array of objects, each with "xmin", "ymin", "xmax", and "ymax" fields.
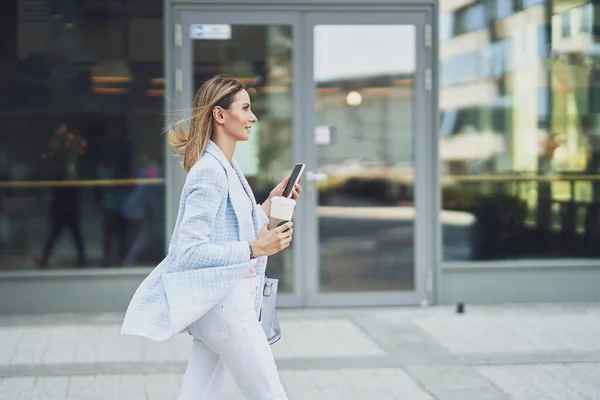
[{"xmin": 0, "ymin": 0, "xmax": 598, "ymax": 313}]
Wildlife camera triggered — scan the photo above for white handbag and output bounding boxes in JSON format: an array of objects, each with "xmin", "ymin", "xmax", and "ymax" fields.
[{"xmin": 259, "ymin": 277, "xmax": 281, "ymax": 345}]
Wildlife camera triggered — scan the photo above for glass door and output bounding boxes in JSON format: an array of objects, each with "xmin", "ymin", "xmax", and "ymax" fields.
[
  {"xmin": 302, "ymin": 12, "xmax": 433, "ymax": 306},
  {"xmin": 174, "ymin": 10, "xmax": 304, "ymax": 306}
]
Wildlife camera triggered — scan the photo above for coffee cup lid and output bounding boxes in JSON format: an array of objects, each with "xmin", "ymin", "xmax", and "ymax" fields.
[{"xmin": 270, "ymin": 196, "xmax": 296, "ymax": 205}]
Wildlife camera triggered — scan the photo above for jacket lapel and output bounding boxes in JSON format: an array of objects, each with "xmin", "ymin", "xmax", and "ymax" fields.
[
  {"xmin": 232, "ymin": 159, "xmax": 269, "ymax": 277},
  {"xmin": 232, "ymin": 160, "xmax": 263, "ymax": 237},
  {"xmin": 204, "ymin": 142, "xmax": 253, "ymax": 239}
]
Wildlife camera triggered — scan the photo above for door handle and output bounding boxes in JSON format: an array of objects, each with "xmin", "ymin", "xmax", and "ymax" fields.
[
  {"xmin": 306, "ymin": 171, "xmax": 328, "ymax": 182},
  {"xmin": 305, "ymin": 171, "xmax": 328, "ymax": 194}
]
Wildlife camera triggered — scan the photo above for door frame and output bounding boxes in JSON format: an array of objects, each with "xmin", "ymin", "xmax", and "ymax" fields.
[
  {"xmin": 167, "ymin": 3, "xmax": 438, "ymax": 308},
  {"xmin": 301, "ymin": 10, "xmax": 435, "ymax": 307},
  {"xmin": 171, "ymin": 9, "xmax": 306, "ymax": 307}
]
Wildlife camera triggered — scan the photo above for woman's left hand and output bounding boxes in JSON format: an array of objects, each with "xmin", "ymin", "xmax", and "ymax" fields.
[
  {"xmin": 261, "ymin": 175, "xmax": 302, "ymax": 217},
  {"xmin": 270, "ymin": 175, "xmax": 302, "ymax": 200}
]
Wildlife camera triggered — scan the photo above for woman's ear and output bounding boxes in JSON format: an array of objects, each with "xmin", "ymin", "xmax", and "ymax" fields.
[{"xmin": 212, "ymin": 106, "xmax": 226, "ymax": 125}]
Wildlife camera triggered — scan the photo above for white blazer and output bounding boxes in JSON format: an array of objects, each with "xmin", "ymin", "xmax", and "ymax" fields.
[{"xmin": 121, "ymin": 141, "xmax": 269, "ymax": 341}]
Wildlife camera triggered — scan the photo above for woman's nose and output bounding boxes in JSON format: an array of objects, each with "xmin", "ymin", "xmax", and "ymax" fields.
[{"xmin": 250, "ymin": 113, "xmax": 257, "ymax": 123}]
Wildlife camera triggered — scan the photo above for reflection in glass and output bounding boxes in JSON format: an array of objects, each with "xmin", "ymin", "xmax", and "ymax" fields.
[
  {"xmin": 314, "ymin": 25, "xmax": 416, "ymax": 292},
  {"xmin": 440, "ymin": 0, "xmax": 600, "ymax": 261},
  {"xmin": 192, "ymin": 25, "xmax": 294, "ymax": 292},
  {"xmin": 0, "ymin": 1, "xmax": 166, "ymax": 270}
]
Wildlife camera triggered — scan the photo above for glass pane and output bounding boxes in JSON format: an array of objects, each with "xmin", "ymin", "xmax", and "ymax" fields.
[
  {"xmin": 0, "ymin": 1, "xmax": 165, "ymax": 270},
  {"xmin": 440, "ymin": 1, "xmax": 600, "ymax": 261},
  {"xmin": 191, "ymin": 24, "xmax": 294, "ymax": 292},
  {"xmin": 314, "ymin": 25, "xmax": 416, "ymax": 292}
]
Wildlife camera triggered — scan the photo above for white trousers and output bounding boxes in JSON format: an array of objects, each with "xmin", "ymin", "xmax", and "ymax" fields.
[{"xmin": 178, "ymin": 277, "xmax": 288, "ymax": 400}]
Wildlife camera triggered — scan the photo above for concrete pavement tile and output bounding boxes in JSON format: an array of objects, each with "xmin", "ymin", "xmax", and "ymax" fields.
[
  {"xmin": 112, "ymin": 375, "xmax": 147, "ymax": 400},
  {"xmin": 94, "ymin": 326, "xmax": 143, "ymax": 363},
  {"xmin": 352, "ymin": 318, "xmax": 460, "ymax": 366},
  {"xmin": 416, "ymin": 314, "xmax": 600, "ymax": 356},
  {"xmin": 91, "ymin": 375, "xmax": 120, "ymax": 399},
  {"xmin": 10, "ymin": 327, "xmax": 51, "ymax": 365},
  {"xmin": 478, "ymin": 366, "xmax": 551, "ymax": 400},
  {"xmin": 307, "ymin": 369, "xmax": 349, "ymax": 391},
  {"xmin": 460, "ymin": 349, "xmax": 600, "ymax": 365},
  {"xmin": 287, "ymin": 389, "xmax": 323, "ymax": 400},
  {"xmin": 538, "ymin": 364, "xmax": 600, "ymax": 399},
  {"xmin": 372, "ymin": 369, "xmax": 434, "ymax": 399},
  {"xmin": 320, "ymin": 389, "xmax": 397, "ymax": 400},
  {"xmin": 42, "ymin": 327, "xmax": 78, "ymax": 364},
  {"xmin": 0, "ymin": 377, "xmax": 35, "ymax": 400},
  {"xmin": 405, "ymin": 365, "xmax": 500, "ymax": 391},
  {"xmin": 0, "ymin": 328, "xmax": 22, "ymax": 365},
  {"xmin": 74, "ymin": 327, "xmax": 100, "ymax": 363},
  {"xmin": 270, "ymin": 335, "xmax": 298, "ymax": 359},
  {"xmin": 145, "ymin": 373, "xmax": 181, "ymax": 400},
  {"xmin": 169, "ymin": 334, "xmax": 192, "ymax": 360},
  {"xmin": 52, "ymin": 375, "xmax": 148, "ymax": 400},
  {"xmin": 66, "ymin": 376, "xmax": 96, "ymax": 400},
  {"xmin": 416, "ymin": 316, "xmax": 534, "ymax": 354},
  {"xmin": 142, "ymin": 339, "xmax": 178, "ymax": 362},
  {"xmin": 509, "ymin": 364, "xmax": 590, "ymax": 400},
  {"xmin": 279, "ymin": 319, "xmax": 384, "ymax": 358},
  {"xmin": 340, "ymin": 368, "xmax": 395, "ymax": 391},
  {"xmin": 571, "ymin": 363, "xmax": 600, "ymax": 386},
  {"xmin": 565, "ymin": 317, "xmax": 600, "ymax": 350},
  {"xmin": 141, "ymin": 335, "xmax": 191, "ymax": 363},
  {"xmin": 431, "ymin": 388, "xmax": 512, "ymax": 400},
  {"xmin": 509, "ymin": 317, "xmax": 569, "ymax": 351},
  {"xmin": 31, "ymin": 377, "xmax": 69, "ymax": 400},
  {"xmin": 542, "ymin": 317, "xmax": 598, "ymax": 351},
  {"xmin": 278, "ymin": 370, "xmax": 315, "ymax": 392}
]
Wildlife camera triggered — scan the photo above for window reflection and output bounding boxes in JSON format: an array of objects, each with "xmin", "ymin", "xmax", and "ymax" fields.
[
  {"xmin": 314, "ymin": 25, "xmax": 416, "ymax": 292},
  {"xmin": 440, "ymin": 0, "xmax": 600, "ymax": 261},
  {"xmin": 0, "ymin": 1, "xmax": 165, "ymax": 270}
]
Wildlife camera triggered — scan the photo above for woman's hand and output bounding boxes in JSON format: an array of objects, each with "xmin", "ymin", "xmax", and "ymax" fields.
[
  {"xmin": 261, "ymin": 175, "xmax": 302, "ymax": 216},
  {"xmin": 270, "ymin": 175, "xmax": 302, "ymax": 200},
  {"xmin": 249, "ymin": 222, "xmax": 293, "ymax": 258}
]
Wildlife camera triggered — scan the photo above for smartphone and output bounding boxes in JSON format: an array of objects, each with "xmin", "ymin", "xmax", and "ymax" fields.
[{"xmin": 282, "ymin": 163, "xmax": 305, "ymax": 198}]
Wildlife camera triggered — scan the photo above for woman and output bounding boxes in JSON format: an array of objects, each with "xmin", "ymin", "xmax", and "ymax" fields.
[{"xmin": 121, "ymin": 75, "xmax": 301, "ymax": 399}]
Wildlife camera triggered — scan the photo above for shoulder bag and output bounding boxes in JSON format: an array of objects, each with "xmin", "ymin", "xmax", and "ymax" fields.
[{"xmin": 259, "ymin": 277, "xmax": 281, "ymax": 345}]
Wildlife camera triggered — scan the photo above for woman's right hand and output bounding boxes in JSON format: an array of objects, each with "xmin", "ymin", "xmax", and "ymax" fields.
[{"xmin": 249, "ymin": 222, "xmax": 293, "ymax": 258}]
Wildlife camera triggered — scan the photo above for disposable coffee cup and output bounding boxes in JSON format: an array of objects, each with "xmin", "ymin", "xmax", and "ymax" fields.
[{"xmin": 269, "ymin": 196, "xmax": 296, "ymax": 230}]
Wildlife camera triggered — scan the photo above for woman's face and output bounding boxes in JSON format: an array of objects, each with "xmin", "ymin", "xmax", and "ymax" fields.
[{"xmin": 222, "ymin": 89, "xmax": 257, "ymax": 142}]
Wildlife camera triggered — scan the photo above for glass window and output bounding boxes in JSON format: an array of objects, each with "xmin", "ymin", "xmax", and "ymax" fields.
[
  {"xmin": 467, "ymin": 4, "xmax": 487, "ymax": 31},
  {"xmin": 442, "ymin": 51, "xmax": 484, "ymax": 86},
  {"xmin": 561, "ymin": 12, "xmax": 571, "ymax": 38},
  {"xmin": 486, "ymin": 0, "xmax": 497, "ymax": 21},
  {"xmin": 497, "ymin": 0, "xmax": 514, "ymax": 19},
  {"xmin": 481, "ymin": 46, "xmax": 493, "ymax": 78},
  {"xmin": 440, "ymin": 12, "xmax": 455, "ymax": 41},
  {"xmin": 313, "ymin": 25, "xmax": 416, "ymax": 292},
  {"xmin": 454, "ymin": 4, "xmax": 487, "ymax": 36},
  {"xmin": 580, "ymin": 4, "xmax": 594, "ymax": 35},
  {"xmin": 440, "ymin": 0, "xmax": 600, "ymax": 261},
  {"xmin": 490, "ymin": 39, "xmax": 511, "ymax": 77},
  {"xmin": 538, "ymin": 27, "xmax": 549, "ymax": 58},
  {"xmin": 0, "ymin": 1, "xmax": 165, "ymax": 270},
  {"xmin": 521, "ymin": 0, "xmax": 546, "ymax": 9}
]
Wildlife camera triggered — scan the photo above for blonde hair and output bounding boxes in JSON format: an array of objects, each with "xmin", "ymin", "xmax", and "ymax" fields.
[{"xmin": 168, "ymin": 75, "xmax": 245, "ymax": 172}]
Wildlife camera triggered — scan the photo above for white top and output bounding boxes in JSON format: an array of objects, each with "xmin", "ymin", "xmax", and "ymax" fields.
[{"xmin": 240, "ymin": 175, "xmax": 258, "ymax": 278}]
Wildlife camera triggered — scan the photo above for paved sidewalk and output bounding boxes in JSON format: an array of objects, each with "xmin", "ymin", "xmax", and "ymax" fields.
[{"xmin": 2, "ymin": 303, "xmax": 600, "ymax": 399}]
